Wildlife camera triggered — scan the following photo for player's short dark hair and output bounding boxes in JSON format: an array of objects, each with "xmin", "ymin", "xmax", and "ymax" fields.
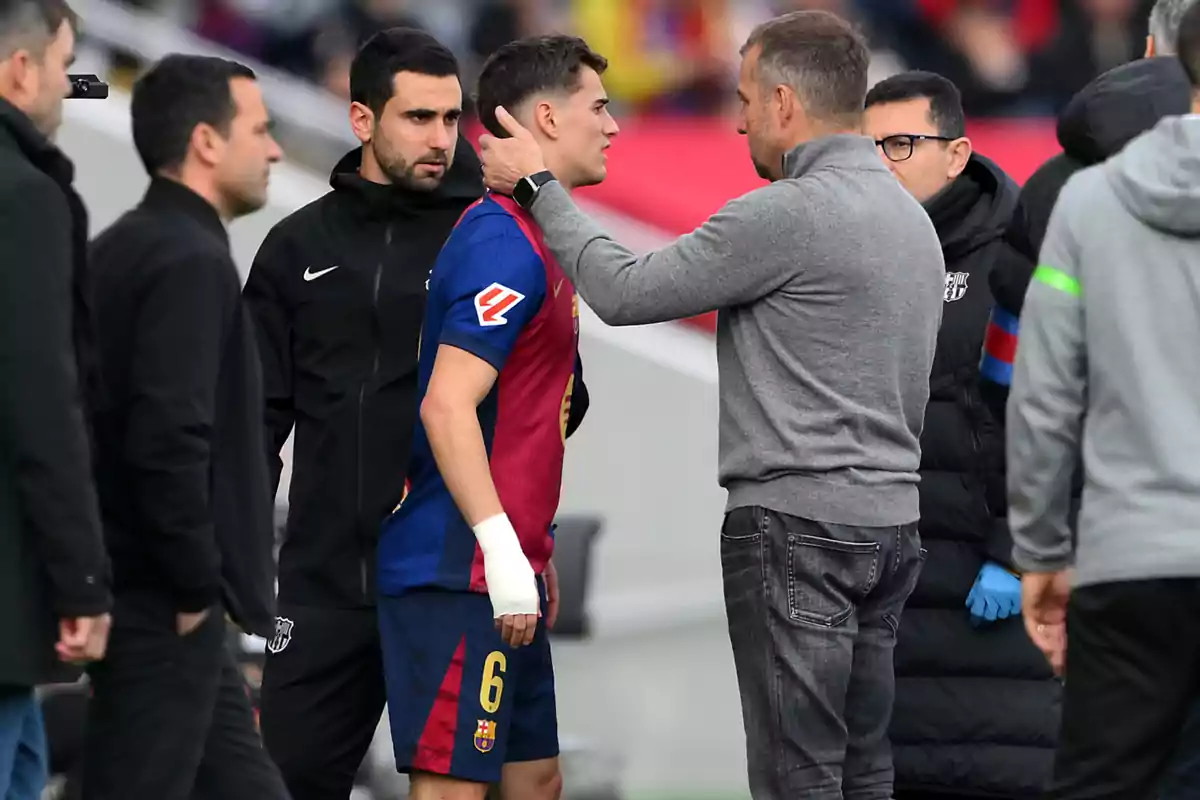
[
  {"xmin": 864, "ymin": 71, "xmax": 966, "ymax": 138},
  {"xmin": 741, "ymin": 10, "xmax": 870, "ymax": 127},
  {"xmin": 1176, "ymin": 1, "xmax": 1200, "ymax": 87},
  {"xmin": 474, "ymin": 35, "xmax": 608, "ymax": 138},
  {"xmin": 0, "ymin": 0, "xmax": 76, "ymax": 58},
  {"xmin": 131, "ymin": 54, "xmax": 256, "ymax": 176},
  {"xmin": 349, "ymin": 27, "xmax": 460, "ymax": 118}
]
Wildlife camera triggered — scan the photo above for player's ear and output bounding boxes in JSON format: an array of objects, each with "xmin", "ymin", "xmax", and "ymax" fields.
[{"xmin": 531, "ymin": 99, "xmax": 558, "ymax": 141}]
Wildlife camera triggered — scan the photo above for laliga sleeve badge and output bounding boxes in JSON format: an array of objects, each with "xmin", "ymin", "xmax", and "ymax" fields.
[
  {"xmin": 475, "ymin": 283, "xmax": 525, "ymax": 327},
  {"xmin": 474, "ymin": 719, "xmax": 497, "ymax": 753}
]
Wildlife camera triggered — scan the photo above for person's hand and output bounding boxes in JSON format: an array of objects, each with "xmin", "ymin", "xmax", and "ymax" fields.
[
  {"xmin": 478, "ymin": 106, "xmax": 547, "ymax": 196},
  {"xmin": 966, "ymin": 561, "xmax": 1022, "ymax": 625},
  {"xmin": 1022, "ymin": 570, "xmax": 1071, "ymax": 676},
  {"xmin": 176, "ymin": 608, "xmax": 211, "ymax": 637},
  {"xmin": 57, "ymin": 613, "xmax": 112, "ymax": 663},
  {"xmin": 474, "ymin": 513, "xmax": 540, "ymax": 648},
  {"xmin": 544, "ymin": 558, "xmax": 560, "ymax": 631}
]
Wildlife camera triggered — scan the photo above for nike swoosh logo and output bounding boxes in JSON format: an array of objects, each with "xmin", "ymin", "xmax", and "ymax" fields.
[
  {"xmin": 553, "ymin": 279, "xmax": 564, "ymax": 298},
  {"xmin": 303, "ymin": 265, "xmax": 339, "ymax": 282}
]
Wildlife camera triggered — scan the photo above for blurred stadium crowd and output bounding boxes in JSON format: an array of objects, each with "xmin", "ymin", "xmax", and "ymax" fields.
[{"xmin": 105, "ymin": 0, "xmax": 1162, "ymax": 118}]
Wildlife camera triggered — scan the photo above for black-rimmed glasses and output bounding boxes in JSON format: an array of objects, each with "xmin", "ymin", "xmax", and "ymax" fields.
[{"xmin": 873, "ymin": 134, "xmax": 955, "ymax": 163}]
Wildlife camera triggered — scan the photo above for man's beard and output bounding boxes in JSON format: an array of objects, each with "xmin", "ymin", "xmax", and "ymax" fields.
[{"xmin": 372, "ymin": 139, "xmax": 449, "ymax": 190}]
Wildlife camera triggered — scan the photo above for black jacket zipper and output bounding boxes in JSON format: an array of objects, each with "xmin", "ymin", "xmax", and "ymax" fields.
[{"xmin": 356, "ymin": 222, "xmax": 393, "ymax": 600}]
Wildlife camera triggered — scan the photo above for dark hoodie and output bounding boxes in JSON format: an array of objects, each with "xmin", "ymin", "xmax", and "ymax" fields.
[
  {"xmin": 989, "ymin": 57, "xmax": 1191, "ymax": 323},
  {"xmin": 242, "ymin": 136, "xmax": 486, "ymax": 608},
  {"xmin": 891, "ymin": 154, "xmax": 1062, "ymax": 797}
]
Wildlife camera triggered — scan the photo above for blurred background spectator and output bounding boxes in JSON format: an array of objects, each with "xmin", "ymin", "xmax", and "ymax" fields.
[{"xmin": 97, "ymin": 0, "xmax": 1158, "ymax": 117}]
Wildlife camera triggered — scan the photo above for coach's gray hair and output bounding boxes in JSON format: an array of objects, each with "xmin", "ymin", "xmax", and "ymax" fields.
[
  {"xmin": 741, "ymin": 9, "xmax": 870, "ymax": 127},
  {"xmin": 1149, "ymin": 0, "xmax": 1200, "ymax": 55},
  {"xmin": 0, "ymin": 0, "xmax": 75, "ymax": 60}
]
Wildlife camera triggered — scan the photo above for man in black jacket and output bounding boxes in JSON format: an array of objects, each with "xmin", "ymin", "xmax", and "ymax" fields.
[
  {"xmin": 80, "ymin": 54, "xmax": 288, "ymax": 800},
  {"xmin": 0, "ymin": 0, "xmax": 111, "ymax": 796},
  {"xmin": 865, "ymin": 71, "xmax": 1060, "ymax": 799},
  {"xmin": 246, "ymin": 27, "xmax": 588, "ymax": 800}
]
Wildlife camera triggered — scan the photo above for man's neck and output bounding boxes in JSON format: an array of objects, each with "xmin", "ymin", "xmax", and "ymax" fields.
[
  {"xmin": 781, "ymin": 122, "xmax": 858, "ymax": 154},
  {"xmin": 541, "ymin": 151, "xmax": 576, "ymax": 192},
  {"xmin": 358, "ymin": 146, "xmax": 392, "ymax": 185},
  {"xmin": 159, "ymin": 170, "xmax": 230, "ymax": 223}
]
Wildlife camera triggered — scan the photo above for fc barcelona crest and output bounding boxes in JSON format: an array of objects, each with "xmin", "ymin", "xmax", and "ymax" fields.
[
  {"xmin": 473, "ymin": 719, "xmax": 496, "ymax": 754},
  {"xmin": 944, "ymin": 271, "xmax": 969, "ymax": 302},
  {"xmin": 267, "ymin": 617, "xmax": 293, "ymax": 654}
]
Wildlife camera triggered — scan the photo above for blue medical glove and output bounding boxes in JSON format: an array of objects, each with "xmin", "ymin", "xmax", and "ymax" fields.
[{"xmin": 966, "ymin": 561, "xmax": 1022, "ymax": 625}]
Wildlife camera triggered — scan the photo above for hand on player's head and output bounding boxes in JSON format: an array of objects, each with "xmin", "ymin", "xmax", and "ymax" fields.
[{"xmin": 479, "ymin": 106, "xmax": 547, "ymax": 195}]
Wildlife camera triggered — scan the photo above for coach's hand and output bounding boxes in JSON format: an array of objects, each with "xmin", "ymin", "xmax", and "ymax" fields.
[
  {"xmin": 56, "ymin": 613, "xmax": 112, "ymax": 663},
  {"xmin": 478, "ymin": 106, "xmax": 547, "ymax": 196},
  {"xmin": 1022, "ymin": 569, "xmax": 1071, "ymax": 677},
  {"xmin": 474, "ymin": 512, "xmax": 540, "ymax": 647}
]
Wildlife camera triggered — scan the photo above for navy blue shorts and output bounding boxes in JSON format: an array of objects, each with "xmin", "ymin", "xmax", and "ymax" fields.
[{"xmin": 378, "ymin": 588, "xmax": 558, "ymax": 783}]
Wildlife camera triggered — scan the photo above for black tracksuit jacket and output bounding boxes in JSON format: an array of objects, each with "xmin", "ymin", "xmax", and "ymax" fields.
[
  {"xmin": 244, "ymin": 140, "xmax": 590, "ymax": 609},
  {"xmin": 89, "ymin": 178, "xmax": 277, "ymax": 637}
]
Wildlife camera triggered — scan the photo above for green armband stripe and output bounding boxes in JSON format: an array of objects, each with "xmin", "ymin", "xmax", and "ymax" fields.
[{"xmin": 1033, "ymin": 264, "xmax": 1081, "ymax": 297}]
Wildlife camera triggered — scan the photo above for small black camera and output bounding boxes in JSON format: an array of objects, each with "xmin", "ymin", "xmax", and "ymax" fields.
[{"xmin": 68, "ymin": 74, "xmax": 108, "ymax": 100}]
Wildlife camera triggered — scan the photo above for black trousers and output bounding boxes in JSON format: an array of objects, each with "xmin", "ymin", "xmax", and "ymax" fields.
[
  {"xmin": 81, "ymin": 592, "xmax": 288, "ymax": 800},
  {"xmin": 259, "ymin": 604, "xmax": 385, "ymax": 800},
  {"xmin": 1048, "ymin": 578, "xmax": 1200, "ymax": 800}
]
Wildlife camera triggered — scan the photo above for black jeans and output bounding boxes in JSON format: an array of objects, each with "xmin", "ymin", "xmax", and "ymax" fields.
[
  {"xmin": 1048, "ymin": 578, "xmax": 1200, "ymax": 800},
  {"xmin": 721, "ymin": 506, "xmax": 924, "ymax": 800},
  {"xmin": 81, "ymin": 592, "xmax": 290, "ymax": 800}
]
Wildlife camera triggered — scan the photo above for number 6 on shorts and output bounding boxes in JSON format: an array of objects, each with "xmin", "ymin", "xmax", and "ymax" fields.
[{"xmin": 480, "ymin": 651, "xmax": 506, "ymax": 713}]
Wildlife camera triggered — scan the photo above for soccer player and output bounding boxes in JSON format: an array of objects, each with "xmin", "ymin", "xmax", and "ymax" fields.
[{"xmin": 375, "ymin": 34, "xmax": 617, "ymax": 800}]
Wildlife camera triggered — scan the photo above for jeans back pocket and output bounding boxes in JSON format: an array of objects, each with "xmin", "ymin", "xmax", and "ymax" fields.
[{"xmin": 787, "ymin": 534, "xmax": 881, "ymax": 628}]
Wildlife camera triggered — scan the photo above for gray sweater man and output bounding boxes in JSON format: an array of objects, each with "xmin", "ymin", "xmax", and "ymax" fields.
[
  {"xmin": 479, "ymin": 11, "xmax": 943, "ymax": 800},
  {"xmin": 1007, "ymin": 5, "xmax": 1200, "ymax": 795}
]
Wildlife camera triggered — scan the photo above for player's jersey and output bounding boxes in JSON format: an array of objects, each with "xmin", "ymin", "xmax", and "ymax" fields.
[{"xmin": 377, "ymin": 193, "xmax": 580, "ymax": 596}]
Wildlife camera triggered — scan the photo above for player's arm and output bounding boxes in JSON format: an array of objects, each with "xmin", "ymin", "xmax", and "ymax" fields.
[
  {"xmin": 420, "ymin": 346, "xmax": 505, "ymax": 526},
  {"xmin": 426, "ymin": 220, "xmax": 549, "ymax": 647}
]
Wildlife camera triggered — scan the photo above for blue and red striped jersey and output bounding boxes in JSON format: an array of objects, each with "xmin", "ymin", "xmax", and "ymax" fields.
[{"xmin": 377, "ymin": 194, "xmax": 579, "ymax": 596}]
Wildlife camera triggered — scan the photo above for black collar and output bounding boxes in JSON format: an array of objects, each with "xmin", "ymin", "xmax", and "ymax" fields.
[
  {"xmin": 328, "ymin": 143, "xmax": 484, "ymax": 219},
  {"xmin": 0, "ymin": 97, "xmax": 74, "ymax": 187},
  {"xmin": 141, "ymin": 177, "xmax": 228, "ymax": 245}
]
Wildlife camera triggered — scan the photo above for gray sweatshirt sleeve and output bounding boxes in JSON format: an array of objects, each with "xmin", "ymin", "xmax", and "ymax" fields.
[
  {"xmin": 1007, "ymin": 184, "xmax": 1087, "ymax": 573},
  {"xmin": 529, "ymin": 181, "xmax": 800, "ymax": 325}
]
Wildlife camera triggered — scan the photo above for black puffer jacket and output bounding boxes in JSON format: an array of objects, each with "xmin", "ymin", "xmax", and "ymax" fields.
[{"xmin": 891, "ymin": 155, "xmax": 1060, "ymax": 799}]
